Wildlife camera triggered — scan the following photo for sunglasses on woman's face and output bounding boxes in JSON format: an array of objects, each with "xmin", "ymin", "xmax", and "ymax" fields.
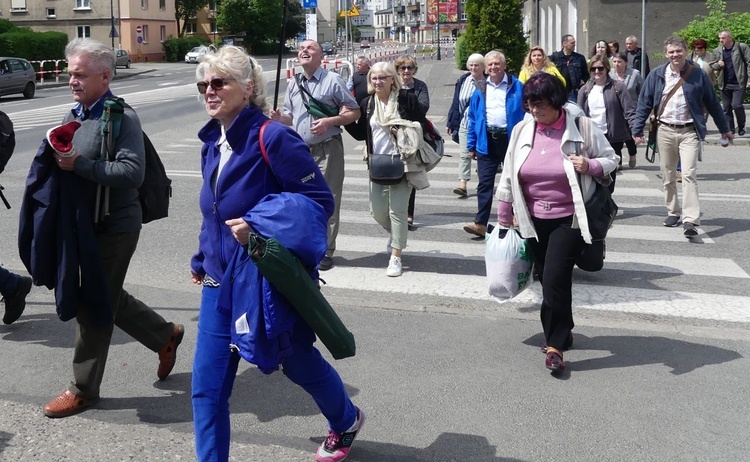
[
  {"xmin": 197, "ymin": 78, "xmax": 230, "ymax": 94},
  {"xmin": 591, "ymin": 66, "xmax": 606, "ymax": 72},
  {"xmin": 398, "ymin": 66, "xmax": 415, "ymax": 71}
]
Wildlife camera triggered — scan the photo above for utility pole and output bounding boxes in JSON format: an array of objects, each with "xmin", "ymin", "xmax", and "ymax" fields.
[{"xmin": 436, "ymin": 0, "xmax": 441, "ymax": 60}]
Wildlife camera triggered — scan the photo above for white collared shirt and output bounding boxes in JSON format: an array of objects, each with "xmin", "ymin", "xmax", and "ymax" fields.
[
  {"xmin": 486, "ymin": 74, "xmax": 508, "ymax": 128},
  {"xmin": 660, "ymin": 64, "xmax": 692, "ymax": 125}
]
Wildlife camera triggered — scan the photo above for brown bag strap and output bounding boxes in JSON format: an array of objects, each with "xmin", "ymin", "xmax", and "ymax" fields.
[{"xmin": 656, "ymin": 64, "xmax": 694, "ymax": 120}]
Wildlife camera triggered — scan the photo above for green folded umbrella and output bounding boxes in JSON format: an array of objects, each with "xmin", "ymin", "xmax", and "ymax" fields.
[{"xmin": 248, "ymin": 233, "xmax": 356, "ymax": 360}]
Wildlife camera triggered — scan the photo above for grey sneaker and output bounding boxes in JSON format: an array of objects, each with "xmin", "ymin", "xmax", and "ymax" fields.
[{"xmin": 663, "ymin": 215, "xmax": 680, "ymax": 227}]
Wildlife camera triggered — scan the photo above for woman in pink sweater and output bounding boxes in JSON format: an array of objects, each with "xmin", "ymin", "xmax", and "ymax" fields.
[{"xmin": 495, "ymin": 73, "xmax": 618, "ymax": 373}]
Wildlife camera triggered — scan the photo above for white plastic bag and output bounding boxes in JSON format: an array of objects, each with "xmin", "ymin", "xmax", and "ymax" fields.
[{"xmin": 485, "ymin": 226, "xmax": 533, "ymax": 303}]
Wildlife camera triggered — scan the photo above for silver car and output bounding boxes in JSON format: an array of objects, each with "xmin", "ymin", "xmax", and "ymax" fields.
[
  {"xmin": 0, "ymin": 57, "xmax": 36, "ymax": 99},
  {"xmin": 115, "ymin": 49, "xmax": 131, "ymax": 68}
]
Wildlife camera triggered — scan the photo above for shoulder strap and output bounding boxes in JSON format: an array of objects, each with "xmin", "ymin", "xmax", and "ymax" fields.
[
  {"xmin": 259, "ymin": 119, "xmax": 272, "ymax": 166},
  {"xmin": 296, "ymin": 74, "xmax": 337, "ymax": 117},
  {"xmin": 657, "ymin": 64, "xmax": 694, "ymax": 120}
]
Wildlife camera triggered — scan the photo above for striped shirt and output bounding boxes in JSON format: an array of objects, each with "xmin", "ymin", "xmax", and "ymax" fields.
[
  {"xmin": 660, "ymin": 65, "xmax": 692, "ymax": 125},
  {"xmin": 458, "ymin": 76, "xmax": 481, "ymax": 129}
]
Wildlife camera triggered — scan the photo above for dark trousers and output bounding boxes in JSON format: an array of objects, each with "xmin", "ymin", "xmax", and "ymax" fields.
[
  {"xmin": 526, "ymin": 216, "xmax": 584, "ymax": 350},
  {"xmin": 475, "ymin": 133, "xmax": 508, "ymax": 226},
  {"xmin": 722, "ymin": 86, "xmax": 747, "ymax": 132},
  {"xmin": 408, "ymin": 187, "xmax": 416, "ymax": 218},
  {"xmin": 70, "ymin": 232, "xmax": 174, "ymax": 399},
  {"xmin": 625, "ymin": 138, "xmax": 637, "ymax": 156},
  {"xmin": 609, "ymin": 140, "xmax": 624, "ymax": 193}
]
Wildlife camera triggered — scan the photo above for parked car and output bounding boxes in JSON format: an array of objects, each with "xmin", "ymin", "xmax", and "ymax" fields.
[
  {"xmin": 115, "ymin": 49, "xmax": 131, "ymax": 68},
  {"xmin": 360, "ymin": 40, "xmax": 370, "ymax": 49},
  {"xmin": 185, "ymin": 45, "xmax": 217, "ymax": 64},
  {"xmin": 0, "ymin": 57, "xmax": 36, "ymax": 99},
  {"xmin": 321, "ymin": 42, "xmax": 336, "ymax": 56}
]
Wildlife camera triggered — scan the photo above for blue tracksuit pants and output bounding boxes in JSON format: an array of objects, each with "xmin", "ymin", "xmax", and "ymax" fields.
[{"xmin": 191, "ymin": 285, "xmax": 357, "ymax": 462}]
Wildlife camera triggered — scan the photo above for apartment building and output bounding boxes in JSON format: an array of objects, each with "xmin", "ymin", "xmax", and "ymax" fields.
[
  {"xmin": 7, "ymin": 0, "xmax": 176, "ymax": 62},
  {"xmin": 372, "ymin": 0, "xmax": 467, "ymax": 44}
]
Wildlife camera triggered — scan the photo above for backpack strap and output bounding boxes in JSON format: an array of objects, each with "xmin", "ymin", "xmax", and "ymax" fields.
[{"xmin": 259, "ymin": 119, "xmax": 271, "ymax": 166}]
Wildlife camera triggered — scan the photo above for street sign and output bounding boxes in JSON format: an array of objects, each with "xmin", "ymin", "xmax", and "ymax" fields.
[
  {"xmin": 339, "ymin": 5, "xmax": 360, "ymax": 17},
  {"xmin": 136, "ymin": 25, "xmax": 143, "ymax": 34},
  {"xmin": 302, "ymin": 0, "xmax": 317, "ymax": 7},
  {"xmin": 137, "ymin": 36, "xmax": 143, "ymax": 44}
]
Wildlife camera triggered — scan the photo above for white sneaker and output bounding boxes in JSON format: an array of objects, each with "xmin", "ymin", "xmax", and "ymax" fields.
[{"xmin": 386, "ymin": 256, "xmax": 402, "ymax": 277}]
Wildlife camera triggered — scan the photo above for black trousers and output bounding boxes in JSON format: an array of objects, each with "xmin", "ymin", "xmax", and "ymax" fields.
[{"xmin": 526, "ymin": 215, "xmax": 584, "ymax": 350}]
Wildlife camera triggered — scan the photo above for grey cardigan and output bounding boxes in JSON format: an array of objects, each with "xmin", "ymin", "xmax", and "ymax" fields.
[{"xmin": 578, "ymin": 77, "xmax": 636, "ymax": 144}]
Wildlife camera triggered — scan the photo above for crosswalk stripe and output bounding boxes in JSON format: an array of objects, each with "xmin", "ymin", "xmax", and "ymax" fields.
[
  {"xmin": 320, "ymin": 268, "xmax": 750, "ymax": 323},
  {"xmin": 333, "ymin": 234, "xmax": 746, "ymax": 277}
]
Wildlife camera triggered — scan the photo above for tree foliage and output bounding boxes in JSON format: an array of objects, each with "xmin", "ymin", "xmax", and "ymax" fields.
[
  {"xmin": 175, "ymin": 0, "xmax": 209, "ymax": 38},
  {"xmin": 676, "ymin": 0, "xmax": 750, "ymax": 51},
  {"xmin": 463, "ymin": 0, "xmax": 527, "ymax": 74},
  {"xmin": 217, "ymin": 0, "xmax": 304, "ymax": 52}
]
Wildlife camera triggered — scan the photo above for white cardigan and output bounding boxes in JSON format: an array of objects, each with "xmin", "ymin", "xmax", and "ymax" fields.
[{"xmin": 495, "ymin": 109, "xmax": 619, "ymax": 244}]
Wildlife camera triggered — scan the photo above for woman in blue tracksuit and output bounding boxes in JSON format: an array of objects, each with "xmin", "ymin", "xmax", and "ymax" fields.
[{"xmin": 190, "ymin": 46, "xmax": 364, "ymax": 462}]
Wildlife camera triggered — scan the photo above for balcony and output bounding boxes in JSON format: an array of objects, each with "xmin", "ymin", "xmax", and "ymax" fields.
[
  {"xmin": 406, "ymin": 19, "xmax": 419, "ymax": 27},
  {"xmin": 407, "ymin": 3, "xmax": 420, "ymax": 11}
]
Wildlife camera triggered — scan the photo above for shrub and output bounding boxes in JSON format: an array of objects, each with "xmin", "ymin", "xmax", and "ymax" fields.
[
  {"xmin": 455, "ymin": 35, "xmax": 468, "ymax": 70},
  {"xmin": 162, "ymin": 36, "xmax": 209, "ymax": 62}
]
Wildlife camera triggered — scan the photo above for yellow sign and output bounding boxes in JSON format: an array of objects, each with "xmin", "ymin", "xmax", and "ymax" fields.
[{"xmin": 339, "ymin": 5, "xmax": 360, "ymax": 17}]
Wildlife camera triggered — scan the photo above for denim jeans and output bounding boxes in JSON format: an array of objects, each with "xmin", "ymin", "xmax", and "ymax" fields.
[{"xmin": 192, "ymin": 285, "xmax": 357, "ymax": 462}]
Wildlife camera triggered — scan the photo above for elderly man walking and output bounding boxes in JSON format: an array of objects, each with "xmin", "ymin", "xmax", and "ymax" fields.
[
  {"xmin": 271, "ymin": 40, "xmax": 361, "ymax": 270},
  {"xmin": 710, "ymin": 30, "xmax": 750, "ymax": 136},
  {"xmin": 625, "ymin": 35, "xmax": 651, "ymax": 77},
  {"xmin": 463, "ymin": 50, "xmax": 525, "ymax": 238},
  {"xmin": 21, "ymin": 38, "xmax": 184, "ymax": 418},
  {"xmin": 633, "ymin": 36, "xmax": 732, "ymax": 238}
]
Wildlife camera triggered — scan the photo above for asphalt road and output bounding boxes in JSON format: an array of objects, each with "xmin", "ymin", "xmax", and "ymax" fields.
[{"xmin": 0, "ymin": 58, "xmax": 748, "ymax": 461}]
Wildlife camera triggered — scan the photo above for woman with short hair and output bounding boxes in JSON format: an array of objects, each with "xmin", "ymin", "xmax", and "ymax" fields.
[
  {"xmin": 447, "ymin": 53, "xmax": 486, "ymax": 196},
  {"xmin": 496, "ymin": 72, "xmax": 618, "ymax": 373}
]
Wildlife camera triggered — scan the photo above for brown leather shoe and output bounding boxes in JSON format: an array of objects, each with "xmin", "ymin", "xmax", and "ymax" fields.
[
  {"xmin": 43, "ymin": 390, "xmax": 99, "ymax": 418},
  {"xmin": 157, "ymin": 323, "xmax": 185, "ymax": 380},
  {"xmin": 463, "ymin": 222, "xmax": 487, "ymax": 238}
]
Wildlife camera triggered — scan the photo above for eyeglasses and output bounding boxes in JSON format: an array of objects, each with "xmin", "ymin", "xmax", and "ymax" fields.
[
  {"xmin": 197, "ymin": 78, "xmax": 231, "ymax": 94},
  {"xmin": 398, "ymin": 66, "xmax": 415, "ymax": 71},
  {"xmin": 370, "ymin": 75, "xmax": 391, "ymax": 81},
  {"xmin": 591, "ymin": 66, "xmax": 606, "ymax": 72},
  {"xmin": 523, "ymin": 101, "xmax": 550, "ymax": 112}
]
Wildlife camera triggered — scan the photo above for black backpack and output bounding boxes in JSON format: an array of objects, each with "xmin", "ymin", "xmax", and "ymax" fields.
[
  {"xmin": 139, "ymin": 132, "xmax": 172, "ymax": 223},
  {"xmin": 103, "ymin": 97, "xmax": 172, "ymax": 223},
  {"xmin": 0, "ymin": 110, "xmax": 16, "ymax": 175}
]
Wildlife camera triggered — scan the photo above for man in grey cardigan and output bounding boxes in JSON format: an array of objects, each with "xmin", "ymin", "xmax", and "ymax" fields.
[{"xmin": 42, "ymin": 38, "xmax": 184, "ymax": 419}]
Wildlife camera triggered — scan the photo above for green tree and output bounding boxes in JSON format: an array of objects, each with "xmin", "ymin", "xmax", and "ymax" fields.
[
  {"xmin": 463, "ymin": 0, "xmax": 527, "ymax": 74},
  {"xmin": 217, "ymin": 0, "xmax": 303, "ymax": 52},
  {"xmin": 175, "ymin": 0, "xmax": 209, "ymax": 38},
  {"xmin": 676, "ymin": 0, "xmax": 750, "ymax": 51}
]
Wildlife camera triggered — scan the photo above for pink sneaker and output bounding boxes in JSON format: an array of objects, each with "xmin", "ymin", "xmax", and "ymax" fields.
[{"xmin": 315, "ymin": 407, "xmax": 365, "ymax": 462}]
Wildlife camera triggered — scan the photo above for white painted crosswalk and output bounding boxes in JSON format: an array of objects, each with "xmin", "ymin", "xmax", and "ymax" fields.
[{"xmin": 161, "ymin": 134, "xmax": 750, "ymax": 324}]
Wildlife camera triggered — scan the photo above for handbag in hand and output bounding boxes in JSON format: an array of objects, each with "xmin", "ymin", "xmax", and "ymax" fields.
[{"xmin": 368, "ymin": 153, "xmax": 404, "ymax": 185}]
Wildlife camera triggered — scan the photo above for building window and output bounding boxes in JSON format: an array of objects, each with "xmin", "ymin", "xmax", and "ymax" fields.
[
  {"xmin": 46, "ymin": 7, "xmax": 56, "ymax": 18},
  {"xmin": 142, "ymin": 25, "xmax": 149, "ymax": 42},
  {"xmin": 210, "ymin": 20, "xmax": 217, "ymax": 34},
  {"xmin": 141, "ymin": 0, "xmax": 148, "ymax": 9},
  {"xmin": 185, "ymin": 22, "xmax": 197, "ymax": 34},
  {"xmin": 208, "ymin": 0, "xmax": 216, "ymax": 11},
  {"xmin": 160, "ymin": 0, "xmax": 165, "ymax": 9},
  {"xmin": 460, "ymin": 12, "xmax": 467, "ymax": 20},
  {"xmin": 77, "ymin": 25, "xmax": 91, "ymax": 38},
  {"xmin": 160, "ymin": 25, "xmax": 166, "ymax": 41},
  {"xmin": 11, "ymin": 0, "xmax": 27, "ymax": 12},
  {"xmin": 74, "ymin": 0, "xmax": 90, "ymax": 9}
]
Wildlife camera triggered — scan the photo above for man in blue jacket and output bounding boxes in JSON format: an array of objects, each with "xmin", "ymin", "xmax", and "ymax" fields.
[
  {"xmin": 464, "ymin": 50, "xmax": 525, "ymax": 238},
  {"xmin": 633, "ymin": 36, "xmax": 733, "ymax": 238}
]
